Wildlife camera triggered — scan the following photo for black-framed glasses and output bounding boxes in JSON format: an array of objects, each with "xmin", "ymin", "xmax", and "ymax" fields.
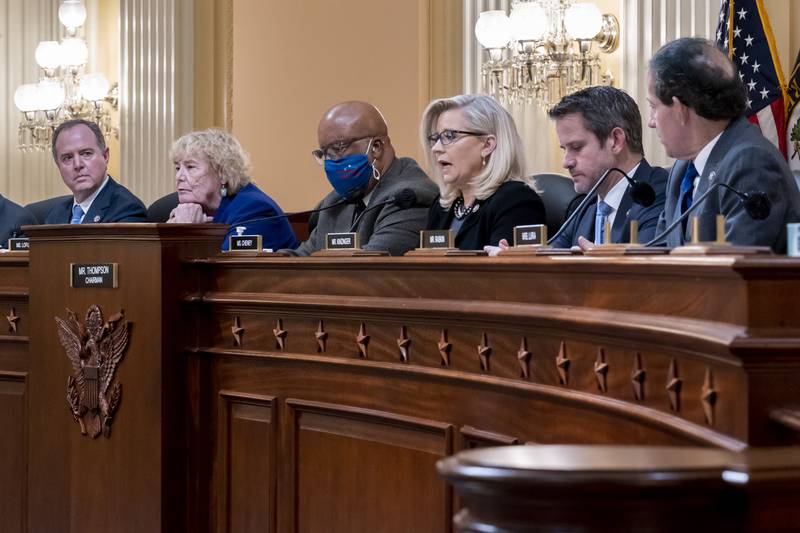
[
  {"xmin": 311, "ymin": 136, "xmax": 375, "ymax": 165},
  {"xmin": 426, "ymin": 129, "xmax": 486, "ymax": 147}
]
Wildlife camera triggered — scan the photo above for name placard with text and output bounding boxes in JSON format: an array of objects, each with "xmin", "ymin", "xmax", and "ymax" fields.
[
  {"xmin": 325, "ymin": 232, "xmax": 359, "ymax": 250},
  {"xmin": 419, "ymin": 230, "xmax": 455, "ymax": 249},
  {"xmin": 70, "ymin": 263, "xmax": 118, "ymax": 289},
  {"xmin": 513, "ymin": 224, "xmax": 547, "ymax": 246}
]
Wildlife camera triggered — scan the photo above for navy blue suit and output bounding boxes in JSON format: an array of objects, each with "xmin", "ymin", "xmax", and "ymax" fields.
[
  {"xmin": 1, "ymin": 195, "xmax": 38, "ymax": 247},
  {"xmin": 213, "ymin": 182, "xmax": 298, "ymax": 251},
  {"xmin": 550, "ymin": 159, "xmax": 667, "ymax": 248},
  {"xmin": 44, "ymin": 177, "xmax": 147, "ymax": 224}
]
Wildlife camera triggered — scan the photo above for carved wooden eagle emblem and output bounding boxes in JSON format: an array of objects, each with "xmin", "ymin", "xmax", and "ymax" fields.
[{"xmin": 55, "ymin": 305, "xmax": 130, "ymax": 439}]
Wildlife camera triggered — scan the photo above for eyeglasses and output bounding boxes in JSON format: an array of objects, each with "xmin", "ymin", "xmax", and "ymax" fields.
[
  {"xmin": 426, "ymin": 129, "xmax": 486, "ymax": 148},
  {"xmin": 311, "ymin": 136, "xmax": 375, "ymax": 165}
]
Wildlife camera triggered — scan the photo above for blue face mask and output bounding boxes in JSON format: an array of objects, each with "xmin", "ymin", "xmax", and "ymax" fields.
[{"xmin": 323, "ymin": 140, "xmax": 377, "ymax": 199}]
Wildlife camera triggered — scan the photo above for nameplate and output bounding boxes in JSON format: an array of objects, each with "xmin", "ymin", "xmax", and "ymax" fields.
[
  {"xmin": 8, "ymin": 238, "xmax": 29, "ymax": 251},
  {"xmin": 70, "ymin": 263, "xmax": 118, "ymax": 289},
  {"xmin": 419, "ymin": 230, "xmax": 455, "ymax": 249},
  {"xmin": 513, "ymin": 224, "xmax": 547, "ymax": 246},
  {"xmin": 325, "ymin": 232, "xmax": 359, "ymax": 250},
  {"xmin": 229, "ymin": 234, "xmax": 262, "ymax": 252}
]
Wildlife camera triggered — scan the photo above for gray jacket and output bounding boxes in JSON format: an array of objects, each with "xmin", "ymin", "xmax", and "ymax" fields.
[
  {"xmin": 656, "ymin": 117, "xmax": 800, "ymax": 252},
  {"xmin": 289, "ymin": 157, "xmax": 437, "ymax": 256}
]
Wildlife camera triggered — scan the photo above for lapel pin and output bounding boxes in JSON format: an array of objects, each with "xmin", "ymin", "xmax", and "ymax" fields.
[{"xmin": 93, "ymin": 215, "xmax": 101, "ymax": 222}]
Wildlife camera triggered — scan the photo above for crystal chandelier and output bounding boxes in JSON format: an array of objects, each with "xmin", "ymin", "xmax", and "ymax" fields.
[
  {"xmin": 13, "ymin": 0, "xmax": 117, "ymax": 152},
  {"xmin": 475, "ymin": 0, "xmax": 620, "ymax": 108}
]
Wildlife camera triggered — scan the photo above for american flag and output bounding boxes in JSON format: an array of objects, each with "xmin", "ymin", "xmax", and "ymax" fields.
[{"xmin": 716, "ymin": 0, "xmax": 788, "ymax": 158}]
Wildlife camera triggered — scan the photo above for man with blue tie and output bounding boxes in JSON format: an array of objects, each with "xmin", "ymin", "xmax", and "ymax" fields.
[
  {"xmin": 44, "ymin": 119, "xmax": 146, "ymax": 225},
  {"xmin": 547, "ymin": 86, "xmax": 667, "ymax": 249},
  {"xmin": 648, "ymin": 38, "xmax": 800, "ymax": 252}
]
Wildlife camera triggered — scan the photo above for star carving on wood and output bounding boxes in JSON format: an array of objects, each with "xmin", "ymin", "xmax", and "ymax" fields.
[
  {"xmin": 6, "ymin": 307, "xmax": 19, "ymax": 334},
  {"xmin": 594, "ymin": 347, "xmax": 609, "ymax": 393},
  {"xmin": 666, "ymin": 358, "xmax": 682, "ymax": 412},
  {"xmin": 517, "ymin": 337, "xmax": 532, "ymax": 380},
  {"xmin": 701, "ymin": 367, "xmax": 718, "ymax": 426},
  {"xmin": 273, "ymin": 318, "xmax": 287, "ymax": 350},
  {"xmin": 315, "ymin": 320, "xmax": 328, "ymax": 353},
  {"xmin": 356, "ymin": 322, "xmax": 370, "ymax": 358},
  {"xmin": 397, "ymin": 326, "xmax": 411, "ymax": 363},
  {"xmin": 556, "ymin": 341, "xmax": 570, "ymax": 386},
  {"xmin": 631, "ymin": 352, "xmax": 646, "ymax": 402},
  {"xmin": 438, "ymin": 329, "xmax": 452, "ymax": 367},
  {"xmin": 478, "ymin": 333, "xmax": 492, "ymax": 372},
  {"xmin": 231, "ymin": 316, "xmax": 244, "ymax": 347}
]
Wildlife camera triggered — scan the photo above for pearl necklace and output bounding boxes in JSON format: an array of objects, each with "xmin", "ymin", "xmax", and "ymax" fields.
[{"xmin": 453, "ymin": 196, "xmax": 480, "ymax": 219}]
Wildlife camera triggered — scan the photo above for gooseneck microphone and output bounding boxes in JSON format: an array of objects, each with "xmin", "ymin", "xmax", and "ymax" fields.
[
  {"xmin": 232, "ymin": 188, "xmax": 365, "ymax": 229},
  {"xmin": 547, "ymin": 167, "xmax": 656, "ymax": 245},
  {"xmin": 348, "ymin": 188, "xmax": 417, "ymax": 232},
  {"xmin": 644, "ymin": 181, "xmax": 771, "ymax": 247}
]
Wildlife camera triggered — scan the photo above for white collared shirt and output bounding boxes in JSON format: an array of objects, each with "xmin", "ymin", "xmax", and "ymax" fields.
[
  {"xmin": 72, "ymin": 175, "xmax": 110, "ymax": 223},
  {"xmin": 598, "ymin": 162, "xmax": 641, "ymax": 229},
  {"xmin": 690, "ymin": 131, "xmax": 724, "ymax": 193}
]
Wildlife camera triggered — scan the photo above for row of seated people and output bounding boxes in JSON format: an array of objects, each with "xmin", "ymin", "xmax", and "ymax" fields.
[{"xmin": 2, "ymin": 38, "xmax": 799, "ymax": 254}]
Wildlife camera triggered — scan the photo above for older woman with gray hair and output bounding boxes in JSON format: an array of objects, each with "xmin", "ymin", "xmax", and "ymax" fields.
[
  {"xmin": 422, "ymin": 94, "xmax": 545, "ymax": 250},
  {"xmin": 168, "ymin": 129, "xmax": 297, "ymax": 251}
]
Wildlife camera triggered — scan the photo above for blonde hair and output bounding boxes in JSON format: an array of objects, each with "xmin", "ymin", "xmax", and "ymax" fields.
[
  {"xmin": 170, "ymin": 129, "xmax": 252, "ymax": 194},
  {"xmin": 420, "ymin": 94, "xmax": 530, "ymax": 208}
]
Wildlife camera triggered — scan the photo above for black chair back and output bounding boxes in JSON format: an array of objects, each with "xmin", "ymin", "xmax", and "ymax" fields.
[
  {"xmin": 531, "ymin": 173, "xmax": 577, "ymax": 238},
  {"xmin": 147, "ymin": 192, "xmax": 179, "ymax": 222}
]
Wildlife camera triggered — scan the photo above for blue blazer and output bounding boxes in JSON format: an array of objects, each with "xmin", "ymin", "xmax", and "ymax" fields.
[
  {"xmin": 213, "ymin": 182, "xmax": 298, "ymax": 251},
  {"xmin": 44, "ymin": 177, "xmax": 147, "ymax": 224},
  {"xmin": 550, "ymin": 159, "xmax": 667, "ymax": 248},
  {"xmin": 1, "ymin": 195, "xmax": 38, "ymax": 246}
]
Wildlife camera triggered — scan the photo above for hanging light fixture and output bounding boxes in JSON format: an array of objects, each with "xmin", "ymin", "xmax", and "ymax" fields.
[
  {"xmin": 13, "ymin": 0, "xmax": 118, "ymax": 152},
  {"xmin": 475, "ymin": 0, "xmax": 619, "ymax": 109}
]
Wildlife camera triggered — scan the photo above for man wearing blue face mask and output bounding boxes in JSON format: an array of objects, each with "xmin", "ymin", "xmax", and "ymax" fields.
[{"xmin": 285, "ymin": 101, "xmax": 437, "ymax": 256}]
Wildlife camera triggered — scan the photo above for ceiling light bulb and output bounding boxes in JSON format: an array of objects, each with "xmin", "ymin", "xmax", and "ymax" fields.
[
  {"xmin": 14, "ymin": 84, "xmax": 40, "ymax": 113},
  {"xmin": 475, "ymin": 10, "xmax": 512, "ymax": 49},
  {"xmin": 510, "ymin": 2, "xmax": 548, "ymax": 42},
  {"xmin": 36, "ymin": 80, "xmax": 66, "ymax": 111},
  {"xmin": 564, "ymin": 3, "xmax": 603, "ymax": 40},
  {"xmin": 35, "ymin": 41, "xmax": 63, "ymax": 70},
  {"xmin": 58, "ymin": 0, "xmax": 87, "ymax": 32},
  {"xmin": 60, "ymin": 38, "xmax": 89, "ymax": 67},
  {"xmin": 80, "ymin": 73, "xmax": 111, "ymax": 102}
]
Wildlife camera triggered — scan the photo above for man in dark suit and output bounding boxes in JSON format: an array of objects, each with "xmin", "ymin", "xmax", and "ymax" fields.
[
  {"xmin": 285, "ymin": 101, "xmax": 437, "ymax": 256},
  {"xmin": 44, "ymin": 119, "xmax": 146, "ymax": 224},
  {"xmin": 548, "ymin": 86, "xmax": 667, "ymax": 249},
  {"xmin": 648, "ymin": 38, "xmax": 800, "ymax": 252},
  {"xmin": 0, "ymin": 195, "xmax": 37, "ymax": 247}
]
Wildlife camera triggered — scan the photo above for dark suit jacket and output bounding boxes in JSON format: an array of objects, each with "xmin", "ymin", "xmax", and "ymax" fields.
[
  {"xmin": 426, "ymin": 180, "xmax": 546, "ymax": 250},
  {"xmin": 550, "ymin": 159, "xmax": 667, "ymax": 248},
  {"xmin": 288, "ymin": 157, "xmax": 438, "ymax": 256},
  {"xmin": 656, "ymin": 117, "xmax": 800, "ymax": 253},
  {"xmin": 1, "ymin": 195, "xmax": 38, "ymax": 247},
  {"xmin": 44, "ymin": 177, "xmax": 147, "ymax": 224}
]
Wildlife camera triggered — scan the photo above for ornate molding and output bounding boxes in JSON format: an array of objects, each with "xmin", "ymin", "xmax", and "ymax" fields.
[
  {"xmin": 6, "ymin": 307, "xmax": 19, "ymax": 334},
  {"xmin": 702, "ymin": 367, "xmax": 717, "ymax": 426},
  {"xmin": 438, "ymin": 329, "xmax": 452, "ymax": 367},
  {"xmin": 666, "ymin": 358, "xmax": 682, "ymax": 412},
  {"xmin": 356, "ymin": 322, "xmax": 370, "ymax": 359},
  {"xmin": 315, "ymin": 320, "xmax": 328, "ymax": 353},
  {"xmin": 631, "ymin": 352, "xmax": 646, "ymax": 402},
  {"xmin": 56, "ymin": 305, "xmax": 130, "ymax": 439},
  {"xmin": 397, "ymin": 326, "xmax": 411, "ymax": 363},
  {"xmin": 594, "ymin": 348, "xmax": 609, "ymax": 394},
  {"xmin": 273, "ymin": 318, "xmax": 287, "ymax": 350},
  {"xmin": 478, "ymin": 333, "xmax": 492, "ymax": 372},
  {"xmin": 231, "ymin": 316, "xmax": 244, "ymax": 347},
  {"xmin": 556, "ymin": 342, "xmax": 570, "ymax": 386},
  {"xmin": 517, "ymin": 337, "xmax": 532, "ymax": 380}
]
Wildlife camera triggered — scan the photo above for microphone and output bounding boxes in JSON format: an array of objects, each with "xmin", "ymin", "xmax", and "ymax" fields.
[
  {"xmin": 644, "ymin": 182, "xmax": 771, "ymax": 247},
  {"xmin": 547, "ymin": 167, "xmax": 655, "ymax": 245},
  {"xmin": 232, "ymin": 188, "xmax": 365, "ymax": 229},
  {"xmin": 348, "ymin": 188, "xmax": 417, "ymax": 232}
]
